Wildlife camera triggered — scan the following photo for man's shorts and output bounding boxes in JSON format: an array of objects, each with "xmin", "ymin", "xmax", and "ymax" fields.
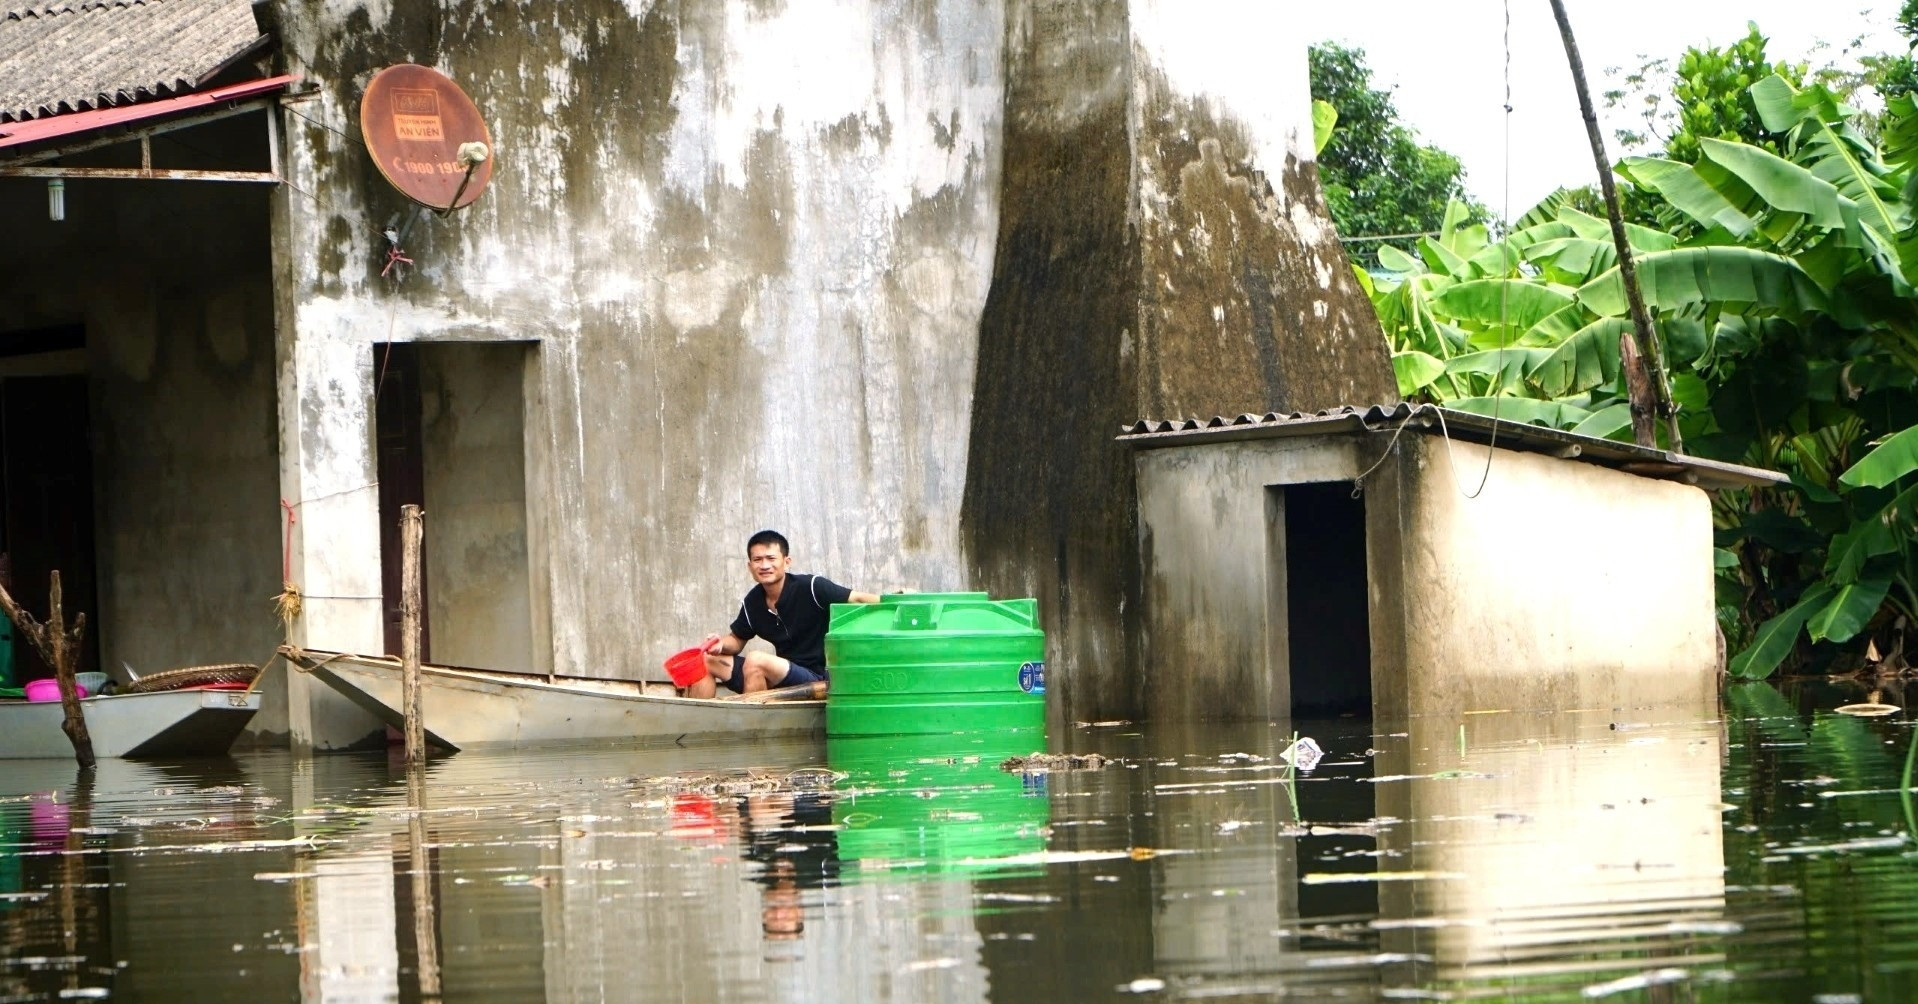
[{"xmin": 722, "ymin": 655, "xmax": 828, "ymax": 694}]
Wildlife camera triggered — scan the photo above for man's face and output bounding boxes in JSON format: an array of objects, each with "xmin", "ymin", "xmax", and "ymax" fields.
[{"xmin": 747, "ymin": 543, "xmax": 791, "ymax": 587}]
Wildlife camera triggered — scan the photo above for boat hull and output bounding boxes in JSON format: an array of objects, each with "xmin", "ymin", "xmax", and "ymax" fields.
[
  {"xmin": 0, "ymin": 689, "xmax": 262, "ymax": 759},
  {"xmin": 297, "ymin": 652, "xmax": 824, "ymax": 751}
]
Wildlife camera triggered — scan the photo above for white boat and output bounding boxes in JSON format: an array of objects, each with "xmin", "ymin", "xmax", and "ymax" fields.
[
  {"xmin": 0, "ymin": 688, "xmax": 262, "ymax": 759},
  {"xmin": 284, "ymin": 649, "xmax": 825, "ymax": 751}
]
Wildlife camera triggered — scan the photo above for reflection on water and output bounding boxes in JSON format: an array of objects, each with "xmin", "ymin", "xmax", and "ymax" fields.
[{"xmin": 1, "ymin": 692, "xmax": 1915, "ymax": 1001}]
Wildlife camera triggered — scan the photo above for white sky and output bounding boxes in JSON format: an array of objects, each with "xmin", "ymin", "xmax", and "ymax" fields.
[{"xmin": 1291, "ymin": 1, "xmax": 1908, "ymax": 225}]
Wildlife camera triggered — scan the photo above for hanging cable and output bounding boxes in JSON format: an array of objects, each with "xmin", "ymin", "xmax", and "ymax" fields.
[{"xmin": 1459, "ymin": 0, "xmax": 1517, "ymax": 500}]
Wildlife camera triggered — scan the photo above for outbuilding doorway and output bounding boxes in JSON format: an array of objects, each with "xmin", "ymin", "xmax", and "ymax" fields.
[{"xmin": 1280, "ymin": 480, "xmax": 1370, "ymax": 718}]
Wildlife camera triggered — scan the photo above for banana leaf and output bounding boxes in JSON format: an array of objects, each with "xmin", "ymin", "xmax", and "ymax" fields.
[
  {"xmin": 1697, "ymin": 137, "xmax": 1852, "ymax": 232},
  {"xmin": 1728, "ymin": 583, "xmax": 1834, "ymax": 680},
  {"xmin": 1431, "ymin": 279, "xmax": 1577, "ymax": 329},
  {"xmin": 1375, "ymin": 243, "xmax": 1424, "ymax": 275},
  {"xmin": 1521, "ymin": 237, "xmax": 1617, "ymax": 284},
  {"xmin": 1751, "ymin": 74, "xmax": 1907, "ymax": 239},
  {"xmin": 1807, "ymin": 573, "xmax": 1893, "ymax": 644},
  {"xmin": 1525, "ymin": 316, "xmax": 1628, "ymax": 397},
  {"xmin": 1444, "ymin": 348, "xmax": 1549, "ymax": 391},
  {"xmin": 1554, "ymin": 207, "xmax": 1678, "ymax": 252},
  {"xmin": 1823, "ymin": 494, "xmax": 1906, "ymax": 584},
  {"xmin": 1391, "ymin": 351, "xmax": 1446, "ymax": 396},
  {"xmin": 1617, "ymin": 157, "xmax": 1756, "ymax": 236},
  {"xmin": 1839, "ymin": 425, "xmax": 1918, "ymax": 488},
  {"xmin": 1418, "ymin": 235, "xmax": 1471, "ymax": 279},
  {"xmin": 1569, "ymin": 402, "xmax": 1633, "ymax": 440},
  {"xmin": 1577, "ymin": 247, "xmax": 1827, "ymax": 318},
  {"xmin": 1443, "ymin": 396, "xmax": 1592, "ymax": 429}
]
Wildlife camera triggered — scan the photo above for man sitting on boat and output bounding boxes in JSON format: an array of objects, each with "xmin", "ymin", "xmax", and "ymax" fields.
[{"xmin": 687, "ymin": 529, "xmax": 880, "ymax": 698}]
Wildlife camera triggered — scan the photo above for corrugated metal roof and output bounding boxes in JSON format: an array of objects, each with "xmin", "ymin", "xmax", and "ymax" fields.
[
  {"xmin": 0, "ymin": 72, "xmax": 292, "ymax": 151},
  {"xmin": 0, "ymin": 0, "xmax": 263, "ymax": 123},
  {"xmin": 1118, "ymin": 403, "xmax": 1787, "ymax": 491}
]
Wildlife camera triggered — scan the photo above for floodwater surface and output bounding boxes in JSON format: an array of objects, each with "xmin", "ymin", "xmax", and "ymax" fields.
[{"xmin": 2, "ymin": 685, "xmax": 1915, "ymax": 1002}]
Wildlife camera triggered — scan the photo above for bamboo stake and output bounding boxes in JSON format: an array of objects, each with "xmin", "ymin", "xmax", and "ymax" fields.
[
  {"xmin": 1548, "ymin": 0, "xmax": 1683, "ymax": 452},
  {"xmin": 0, "ymin": 570, "xmax": 94, "ymax": 767},
  {"xmin": 400, "ymin": 504, "xmax": 426, "ymax": 764}
]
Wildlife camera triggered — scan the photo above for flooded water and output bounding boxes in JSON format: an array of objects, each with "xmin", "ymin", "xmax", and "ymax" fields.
[{"xmin": 2, "ymin": 685, "xmax": 1915, "ymax": 1002}]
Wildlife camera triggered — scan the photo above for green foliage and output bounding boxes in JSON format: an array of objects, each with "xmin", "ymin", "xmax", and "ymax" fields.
[
  {"xmin": 1364, "ymin": 49, "xmax": 1918, "ymax": 681},
  {"xmin": 1605, "ymin": 24, "xmax": 1800, "ymax": 162},
  {"xmin": 1307, "ymin": 42, "xmax": 1489, "ymax": 247}
]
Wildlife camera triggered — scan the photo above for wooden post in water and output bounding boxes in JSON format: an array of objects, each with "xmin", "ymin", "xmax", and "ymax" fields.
[
  {"xmin": 0, "ymin": 570, "xmax": 94, "ymax": 767},
  {"xmin": 406, "ymin": 766, "xmax": 443, "ymax": 1000},
  {"xmin": 400, "ymin": 504, "xmax": 426, "ymax": 764}
]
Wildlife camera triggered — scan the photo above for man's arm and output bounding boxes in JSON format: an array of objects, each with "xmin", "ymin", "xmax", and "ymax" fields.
[
  {"xmin": 848, "ymin": 591, "xmax": 881, "ymax": 604},
  {"xmin": 703, "ymin": 632, "xmax": 748, "ymax": 655}
]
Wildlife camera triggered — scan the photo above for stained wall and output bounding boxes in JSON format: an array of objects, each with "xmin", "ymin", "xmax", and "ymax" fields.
[
  {"xmin": 268, "ymin": 0, "xmax": 1007, "ymax": 746},
  {"xmin": 964, "ymin": 0, "xmax": 1394, "ymax": 725},
  {"xmin": 1133, "ymin": 430, "xmax": 1719, "ymax": 723}
]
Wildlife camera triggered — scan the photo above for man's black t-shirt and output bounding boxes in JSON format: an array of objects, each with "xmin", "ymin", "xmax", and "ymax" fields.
[{"xmin": 729, "ymin": 573, "xmax": 852, "ymax": 673}]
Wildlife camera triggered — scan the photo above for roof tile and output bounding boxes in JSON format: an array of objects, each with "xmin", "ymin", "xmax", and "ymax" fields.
[{"xmin": 0, "ymin": 0, "xmax": 261, "ymax": 122}]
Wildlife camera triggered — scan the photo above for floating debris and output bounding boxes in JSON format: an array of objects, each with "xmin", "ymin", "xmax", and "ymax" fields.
[
  {"xmin": 1580, "ymin": 967, "xmax": 1689, "ymax": 998},
  {"xmin": 999, "ymin": 752, "xmax": 1111, "ymax": 772},
  {"xmin": 1118, "ymin": 977, "xmax": 1166, "ymax": 993},
  {"xmin": 1280, "ymin": 737, "xmax": 1323, "ymax": 772},
  {"xmin": 1301, "ymin": 871, "xmax": 1465, "ymax": 885}
]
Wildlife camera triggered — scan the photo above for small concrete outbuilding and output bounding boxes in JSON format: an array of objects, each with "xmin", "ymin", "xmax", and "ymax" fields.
[{"xmin": 1122, "ymin": 404, "xmax": 1786, "ymax": 725}]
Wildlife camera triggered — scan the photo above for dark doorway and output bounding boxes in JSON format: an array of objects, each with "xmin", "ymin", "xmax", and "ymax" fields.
[
  {"xmin": 0, "ymin": 370, "xmax": 101, "ymax": 679},
  {"xmin": 375, "ymin": 343, "xmax": 428, "ymax": 659},
  {"xmin": 1282, "ymin": 481, "xmax": 1370, "ymax": 717}
]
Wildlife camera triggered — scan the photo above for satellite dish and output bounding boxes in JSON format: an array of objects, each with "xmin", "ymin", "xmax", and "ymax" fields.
[{"xmin": 360, "ymin": 64, "xmax": 495, "ymax": 211}]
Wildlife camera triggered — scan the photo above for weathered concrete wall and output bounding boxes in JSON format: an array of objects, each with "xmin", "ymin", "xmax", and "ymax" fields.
[
  {"xmin": 268, "ymin": 0, "xmax": 1006, "ymax": 746},
  {"xmin": 0, "ymin": 116, "xmax": 284, "ymax": 735},
  {"xmin": 1386, "ymin": 436, "xmax": 1718, "ymax": 719},
  {"xmin": 419, "ymin": 342, "xmax": 533, "ymax": 671},
  {"xmin": 1132, "ymin": 430, "xmax": 1718, "ymax": 723},
  {"xmin": 965, "ymin": 0, "xmax": 1393, "ymax": 725},
  {"xmin": 1134, "ymin": 436, "xmax": 1362, "ymax": 722}
]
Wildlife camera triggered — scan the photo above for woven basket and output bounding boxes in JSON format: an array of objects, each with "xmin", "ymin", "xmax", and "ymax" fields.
[{"xmin": 122, "ymin": 664, "xmax": 260, "ymax": 694}]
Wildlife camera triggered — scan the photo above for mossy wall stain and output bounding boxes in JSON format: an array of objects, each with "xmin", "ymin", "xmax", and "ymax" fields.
[
  {"xmin": 965, "ymin": 2, "xmax": 1394, "ymax": 722},
  {"xmin": 273, "ymin": 0, "xmax": 1004, "ymax": 687}
]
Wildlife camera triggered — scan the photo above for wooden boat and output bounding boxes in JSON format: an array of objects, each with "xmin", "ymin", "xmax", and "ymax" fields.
[
  {"xmin": 282, "ymin": 648, "xmax": 825, "ymax": 751},
  {"xmin": 0, "ymin": 687, "xmax": 262, "ymax": 759}
]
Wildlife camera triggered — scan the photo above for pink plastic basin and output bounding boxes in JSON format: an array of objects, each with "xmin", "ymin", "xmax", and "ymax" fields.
[{"xmin": 24, "ymin": 678, "xmax": 88, "ymax": 702}]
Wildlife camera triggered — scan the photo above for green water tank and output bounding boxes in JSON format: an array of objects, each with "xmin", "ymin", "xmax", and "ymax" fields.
[
  {"xmin": 825, "ymin": 593, "xmax": 1047, "ymax": 736},
  {"xmin": 829, "ymin": 731, "xmax": 1048, "ymax": 876}
]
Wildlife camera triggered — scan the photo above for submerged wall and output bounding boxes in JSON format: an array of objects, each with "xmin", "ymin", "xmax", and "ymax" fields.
[
  {"xmin": 965, "ymin": 0, "xmax": 1393, "ymax": 725},
  {"xmin": 264, "ymin": 0, "xmax": 1382, "ymax": 743},
  {"xmin": 1133, "ymin": 431, "xmax": 1719, "ymax": 722},
  {"xmin": 268, "ymin": 0, "xmax": 1007, "ymax": 746},
  {"xmin": 1381, "ymin": 436, "xmax": 1718, "ymax": 719}
]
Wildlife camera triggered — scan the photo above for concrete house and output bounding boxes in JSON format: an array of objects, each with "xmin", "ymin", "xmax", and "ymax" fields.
[
  {"xmin": 1123, "ymin": 404, "xmax": 1783, "ymax": 724},
  {"xmin": 2, "ymin": 0, "xmax": 1400, "ymax": 750}
]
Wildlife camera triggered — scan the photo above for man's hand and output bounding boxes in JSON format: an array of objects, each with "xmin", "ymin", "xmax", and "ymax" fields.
[
  {"xmin": 849, "ymin": 591, "xmax": 883, "ymax": 604},
  {"xmin": 702, "ymin": 633, "xmax": 726, "ymax": 654}
]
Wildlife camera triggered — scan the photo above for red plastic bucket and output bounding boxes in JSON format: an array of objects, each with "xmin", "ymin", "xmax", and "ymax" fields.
[{"xmin": 663, "ymin": 647, "xmax": 709, "ymax": 687}]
